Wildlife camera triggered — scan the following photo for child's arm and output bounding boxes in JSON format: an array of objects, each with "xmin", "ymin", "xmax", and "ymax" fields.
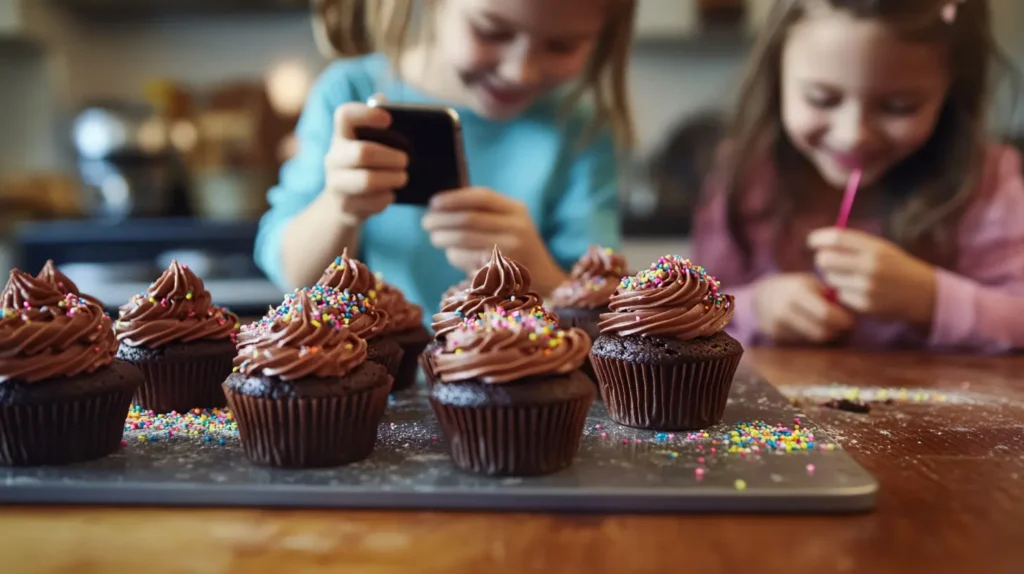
[
  {"xmin": 255, "ymin": 65, "xmax": 404, "ymax": 290},
  {"xmin": 927, "ymin": 147, "xmax": 1024, "ymax": 354}
]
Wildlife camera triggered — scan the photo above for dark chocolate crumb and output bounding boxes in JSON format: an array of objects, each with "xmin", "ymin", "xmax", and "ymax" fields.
[{"xmin": 821, "ymin": 398, "xmax": 872, "ymax": 414}]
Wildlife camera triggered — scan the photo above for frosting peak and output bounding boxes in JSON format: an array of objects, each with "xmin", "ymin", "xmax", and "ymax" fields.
[
  {"xmin": 431, "ymin": 246, "xmax": 551, "ymax": 340},
  {"xmin": 115, "ymin": 260, "xmax": 239, "ymax": 348},
  {"xmin": 235, "ymin": 290, "xmax": 367, "ymax": 381},
  {"xmin": 36, "ymin": 260, "xmax": 104, "ymax": 308},
  {"xmin": 317, "ymin": 249, "xmax": 375, "ymax": 294},
  {"xmin": 598, "ymin": 255, "xmax": 734, "ymax": 340},
  {"xmin": 433, "ymin": 307, "xmax": 591, "ymax": 384},
  {"xmin": 0, "ymin": 270, "xmax": 116, "ymax": 383},
  {"xmin": 550, "ymin": 245, "xmax": 627, "ymax": 309}
]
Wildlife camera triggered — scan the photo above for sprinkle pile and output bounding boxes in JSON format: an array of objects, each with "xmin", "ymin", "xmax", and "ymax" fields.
[
  {"xmin": 123, "ymin": 405, "xmax": 238, "ymax": 444},
  {"xmin": 619, "ymin": 255, "xmax": 731, "ymax": 307},
  {"xmin": 3, "ymin": 292, "xmax": 92, "ymax": 319},
  {"xmin": 446, "ymin": 307, "xmax": 565, "ymax": 354},
  {"xmin": 682, "ymin": 419, "xmax": 833, "ymax": 454},
  {"xmin": 246, "ymin": 285, "xmax": 377, "ymax": 333}
]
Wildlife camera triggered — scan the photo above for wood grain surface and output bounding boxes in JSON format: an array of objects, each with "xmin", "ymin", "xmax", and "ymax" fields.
[{"xmin": 1, "ymin": 348, "xmax": 1022, "ymax": 574}]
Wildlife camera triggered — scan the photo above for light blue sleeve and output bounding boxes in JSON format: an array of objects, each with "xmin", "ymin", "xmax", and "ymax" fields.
[
  {"xmin": 253, "ymin": 64, "xmax": 355, "ymax": 289},
  {"xmin": 545, "ymin": 130, "xmax": 623, "ymax": 272}
]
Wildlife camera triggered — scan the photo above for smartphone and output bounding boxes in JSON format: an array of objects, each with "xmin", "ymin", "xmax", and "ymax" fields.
[{"xmin": 353, "ymin": 100, "xmax": 469, "ymax": 206}]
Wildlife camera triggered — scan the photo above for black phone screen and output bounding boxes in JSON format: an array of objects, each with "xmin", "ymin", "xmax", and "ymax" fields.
[{"xmin": 353, "ymin": 106, "xmax": 466, "ymax": 206}]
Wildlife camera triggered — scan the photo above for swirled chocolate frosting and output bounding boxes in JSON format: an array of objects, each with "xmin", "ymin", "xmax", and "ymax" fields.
[
  {"xmin": 549, "ymin": 245, "xmax": 627, "ymax": 309},
  {"xmin": 316, "ymin": 249, "xmax": 375, "ymax": 294},
  {"xmin": 433, "ymin": 307, "xmax": 591, "ymax": 384},
  {"xmin": 0, "ymin": 269, "xmax": 117, "ymax": 383},
  {"xmin": 238, "ymin": 285, "xmax": 387, "ymax": 357},
  {"xmin": 36, "ymin": 260, "xmax": 104, "ymax": 308},
  {"xmin": 431, "ymin": 246, "xmax": 552, "ymax": 340},
  {"xmin": 372, "ymin": 275, "xmax": 423, "ymax": 335},
  {"xmin": 598, "ymin": 255, "xmax": 734, "ymax": 340},
  {"xmin": 234, "ymin": 289, "xmax": 367, "ymax": 381},
  {"xmin": 115, "ymin": 260, "xmax": 239, "ymax": 348}
]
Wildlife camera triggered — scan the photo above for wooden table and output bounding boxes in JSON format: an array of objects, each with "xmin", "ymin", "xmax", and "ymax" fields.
[{"xmin": 2, "ymin": 348, "xmax": 1023, "ymax": 574}]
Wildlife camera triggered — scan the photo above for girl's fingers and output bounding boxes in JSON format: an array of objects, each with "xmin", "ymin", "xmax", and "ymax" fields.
[
  {"xmin": 427, "ymin": 230, "xmax": 504, "ymax": 250},
  {"xmin": 334, "ymin": 102, "xmax": 391, "ymax": 139},
  {"xmin": 329, "ymin": 139, "xmax": 408, "ymax": 170},
  {"xmin": 445, "ymin": 248, "xmax": 489, "ymax": 272},
  {"xmin": 332, "ymin": 169, "xmax": 408, "ymax": 194},
  {"xmin": 429, "ymin": 187, "xmax": 516, "ymax": 213},
  {"xmin": 421, "ymin": 211, "xmax": 510, "ymax": 232}
]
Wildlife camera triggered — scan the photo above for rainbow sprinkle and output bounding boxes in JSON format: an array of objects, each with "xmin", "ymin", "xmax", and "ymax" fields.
[
  {"xmin": 688, "ymin": 420, "xmax": 821, "ymax": 454},
  {"xmin": 123, "ymin": 405, "xmax": 238, "ymax": 442},
  {"xmin": 246, "ymin": 285, "xmax": 377, "ymax": 333},
  {"xmin": 445, "ymin": 307, "xmax": 565, "ymax": 353},
  {"xmin": 619, "ymin": 255, "xmax": 730, "ymax": 308}
]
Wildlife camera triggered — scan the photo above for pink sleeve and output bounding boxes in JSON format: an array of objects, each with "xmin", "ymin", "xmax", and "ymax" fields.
[
  {"xmin": 928, "ymin": 145, "xmax": 1024, "ymax": 354},
  {"xmin": 692, "ymin": 190, "xmax": 763, "ymax": 347}
]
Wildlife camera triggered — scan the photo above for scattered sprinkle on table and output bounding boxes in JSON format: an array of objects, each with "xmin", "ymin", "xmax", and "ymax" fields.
[
  {"xmin": 734, "ymin": 479, "xmax": 747, "ymax": 491},
  {"xmin": 124, "ymin": 405, "xmax": 238, "ymax": 443}
]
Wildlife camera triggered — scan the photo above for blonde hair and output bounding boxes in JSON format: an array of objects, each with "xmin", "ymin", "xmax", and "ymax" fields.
[{"xmin": 312, "ymin": 0, "xmax": 636, "ymax": 149}]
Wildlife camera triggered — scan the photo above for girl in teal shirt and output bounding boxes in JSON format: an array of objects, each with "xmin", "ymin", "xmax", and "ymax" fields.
[{"xmin": 255, "ymin": 0, "xmax": 636, "ymax": 320}]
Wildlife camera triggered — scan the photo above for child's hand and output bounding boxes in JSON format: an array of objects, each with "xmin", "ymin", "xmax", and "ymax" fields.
[
  {"xmin": 324, "ymin": 102, "xmax": 409, "ymax": 225},
  {"xmin": 421, "ymin": 187, "xmax": 563, "ymax": 290},
  {"xmin": 808, "ymin": 227, "xmax": 937, "ymax": 327},
  {"xmin": 754, "ymin": 273, "xmax": 856, "ymax": 344}
]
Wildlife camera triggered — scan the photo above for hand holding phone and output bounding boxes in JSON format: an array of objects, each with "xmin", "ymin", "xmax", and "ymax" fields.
[
  {"xmin": 354, "ymin": 100, "xmax": 468, "ymax": 206},
  {"xmin": 323, "ymin": 101, "xmax": 409, "ymax": 224}
]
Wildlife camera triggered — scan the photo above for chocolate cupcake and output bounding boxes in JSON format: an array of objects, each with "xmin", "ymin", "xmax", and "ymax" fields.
[
  {"xmin": 115, "ymin": 260, "xmax": 239, "ymax": 413},
  {"xmin": 422, "ymin": 246, "xmax": 555, "ymax": 386},
  {"xmin": 225, "ymin": 289, "xmax": 391, "ymax": 468},
  {"xmin": 549, "ymin": 245, "xmax": 627, "ymax": 384},
  {"xmin": 590, "ymin": 255, "xmax": 742, "ymax": 430},
  {"xmin": 36, "ymin": 260, "xmax": 104, "ymax": 309},
  {"xmin": 0, "ymin": 270, "xmax": 143, "ymax": 466},
  {"xmin": 316, "ymin": 250, "xmax": 403, "ymax": 381},
  {"xmin": 372, "ymin": 276, "xmax": 430, "ymax": 391},
  {"xmin": 429, "ymin": 308, "xmax": 595, "ymax": 477}
]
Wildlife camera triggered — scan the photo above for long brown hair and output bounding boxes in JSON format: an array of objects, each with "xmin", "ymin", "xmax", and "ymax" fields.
[
  {"xmin": 311, "ymin": 0, "xmax": 637, "ymax": 149},
  {"xmin": 723, "ymin": 0, "xmax": 1016, "ymax": 269}
]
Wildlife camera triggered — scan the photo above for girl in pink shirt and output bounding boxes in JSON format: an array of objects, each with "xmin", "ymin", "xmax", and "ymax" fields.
[{"xmin": 694, "ymin": 0, "xmax": 1024, "ymax": 354}]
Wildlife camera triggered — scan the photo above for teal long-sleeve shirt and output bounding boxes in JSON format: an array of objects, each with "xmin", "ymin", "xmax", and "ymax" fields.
[{"xmin": 254, "ymin": 54, "xmax": 622, "ymax": 322}]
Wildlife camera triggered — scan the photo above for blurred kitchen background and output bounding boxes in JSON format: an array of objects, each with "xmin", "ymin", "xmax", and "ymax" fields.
[{"xmin": 1, "ymin": 0, "xmax": 1023, "ymax": 316}]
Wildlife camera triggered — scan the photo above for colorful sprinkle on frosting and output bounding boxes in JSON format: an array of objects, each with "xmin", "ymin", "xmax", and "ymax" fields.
[{"xmin": 618, "ymin": 255, "xmax": 729, "ymax": 307}]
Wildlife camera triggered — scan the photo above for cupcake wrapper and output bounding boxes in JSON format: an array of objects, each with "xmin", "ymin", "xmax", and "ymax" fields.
[
  {"xmin": 418, "ymin": 349, "xmax": 439, "ymax": 389},
  {"xmin": 224, "ymin": 379, "xmax": 391, "ymax": 468},
  {"xmin": 392, "ymin": 339, "xmax": 430, "ymax": 392},
  {"xmin": 429, "ymin": 394, "xmax": 592, "ymax": 476},
  {"xmin": 589, "ymin": 351, "xmax": 743, "ymax": 430},
  {"xmin": 0, "ymin": 388, "xmax": 135, "ymax": 466},
  {"xmin": 125, "ymin": 354, "xmax": 234, "ymax": 413}
]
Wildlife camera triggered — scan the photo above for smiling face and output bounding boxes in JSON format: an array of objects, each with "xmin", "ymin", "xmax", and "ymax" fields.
[
  {"xmin": 432, "ymin": 0, "xmax": 607, "ymax": 119},
  {"xmin": 780, "ymin": 8, "xmax": 952, "ymax": 188}
]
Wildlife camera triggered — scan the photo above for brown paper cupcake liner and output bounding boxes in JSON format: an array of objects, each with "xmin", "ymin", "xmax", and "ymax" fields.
[
  {"xmin": 392, "ymin": 339, "xmax": 430, "ymax": 392},
  {"xmin": 224, "ymin": 380, "xmax": 391, "ymax": 468},
  {"xmin": 589, "ymin": 352, "xmax": 742, "ymax": 430},
  {"xmin": 125, "ymin": 354, "xmax": 234, "ymax": 413},
  {"xmin": 418, "ymin": 348, "xmax": 439, "ymax": 389},
  {"xmin": 429, "ymin": 394, "xmax": 592, "ymax": 476},
  {"xmin": 0, "ymin": 388, "xmax": 135, "ymax": 466}
]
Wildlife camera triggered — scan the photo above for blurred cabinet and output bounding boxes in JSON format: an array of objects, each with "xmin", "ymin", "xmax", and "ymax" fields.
[
  {"xmin": 0, "ymin": 0, "xmax": 22, "ymax": 35},
  {"xmin": 634, "ymin": 0, "xmax": 699, "ymax": 39}
]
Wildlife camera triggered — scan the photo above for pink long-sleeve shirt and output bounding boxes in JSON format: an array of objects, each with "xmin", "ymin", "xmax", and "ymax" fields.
[{"xmin": 693, "ymin": 144, "xmax": 1024, "ymax": 354}]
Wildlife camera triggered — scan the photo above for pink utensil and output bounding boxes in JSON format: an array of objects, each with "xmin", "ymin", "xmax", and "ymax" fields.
[{"xmin": 824, "ymin": 168, "xmax": 862, "ymax": 303}]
